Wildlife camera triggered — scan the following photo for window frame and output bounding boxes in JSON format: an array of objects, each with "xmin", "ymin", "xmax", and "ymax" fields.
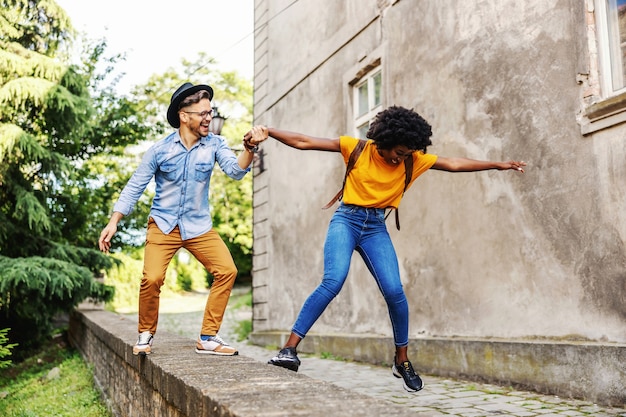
[
  {"xmin": 353, "ymin": 69, "xmax": 383, "ymax": 139},
  {"xmin": 594, "ymin": 0, "xmax": 626, "ymax": 97},
  {"xmin": 582, "ymin": 0, "xmax": 626, "ymax": 134}
]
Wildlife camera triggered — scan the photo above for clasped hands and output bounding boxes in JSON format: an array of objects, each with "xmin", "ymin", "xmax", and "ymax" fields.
[{"xmin": 243, "ymin": 125, "xmax": 269, "ymax": 151}]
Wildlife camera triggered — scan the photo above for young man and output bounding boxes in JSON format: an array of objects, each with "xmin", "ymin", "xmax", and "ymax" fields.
[
  {"xmin": 99, "ymin": 82, "xmax": 266, "ymax": 356},
  {"xmin": 246, "ymin": 106, "xmax": 525, "ymax": 392}
]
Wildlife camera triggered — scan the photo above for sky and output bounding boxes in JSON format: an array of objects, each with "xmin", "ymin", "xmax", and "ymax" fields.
[{"xmin": 56, "ymin": 0, "xmax": 254, "ymax": 94}]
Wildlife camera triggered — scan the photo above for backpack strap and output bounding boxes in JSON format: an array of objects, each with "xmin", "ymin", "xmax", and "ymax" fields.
[
  {"xmin": 323, "ymin": 139, "xmax": 367, "ymax": 209},
  {"xmin": 403, "ymin": 154, "xmax": 414, "ymax": 194},
  {"xmin": 385, "ymin": 155, "xmax": 413, "ymax": 230}
]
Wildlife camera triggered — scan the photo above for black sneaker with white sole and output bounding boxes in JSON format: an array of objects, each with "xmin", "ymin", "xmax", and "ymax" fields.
[
  {"xmin": 268, "ymin": 347, "xmax": 301, "ymax": 372},
  {"xmin": 392, "ymin": 359, "xmax": 424, "ymax": 392}
]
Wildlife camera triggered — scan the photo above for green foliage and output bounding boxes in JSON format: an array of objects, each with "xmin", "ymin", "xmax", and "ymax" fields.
[
  {"xmin": 226, "ymin": 288, "xmax": 252, "ymax": 341},
  {"xmin": 101, "ymin": 251, "xmax": 143, "ymax": 313},
  {"xmin": 0, "ymin": 338, "xmax": 111, "ymax": 417},
  {"xmin": 0, "ymin": 0, "xmax": 158, "ymax": 253},
  {"xmin": 0, "ymin": 0, "xmax": 255, "ymax": 358},
  {"xmin": 104, "ymin": 249, "xmax": 208, "ymax": 313},
  {"xmin": 229, "ymin": 288, "xmax": 252, "ymax": 309},
  {"xmin": 170, "ymin": 250, "xmax": 209, "ymax": 292},
  {"xmin": 0, "ymin": 0, "xmax": 73, "ymax": 56},
  {"xmin": 0, "ymin": 255, "xmax": 114, "ymax": 357},
  {"xmin": 0, "ymin": 327, "xmax": 17, "ymax": 369},
  {"xmin": 234, "ymin": 319, "xmax": 252, "ymax": 342},
  {"xmin": 0, "ymin": 1, "xmax": 156, "ymax": 355}
]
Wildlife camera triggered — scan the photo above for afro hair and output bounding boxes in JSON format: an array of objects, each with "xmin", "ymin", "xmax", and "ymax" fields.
[{"xmin": 366, "ymin": 106, "xmax": 433, "ymax": 152}]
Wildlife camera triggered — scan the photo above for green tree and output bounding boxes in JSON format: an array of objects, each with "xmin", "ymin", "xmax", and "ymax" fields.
[{"xmin": 0, "ymin": 0, "xmax": 156, "ymax": 356}]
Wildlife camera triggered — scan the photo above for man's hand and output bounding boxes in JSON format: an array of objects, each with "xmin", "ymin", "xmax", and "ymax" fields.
[
  {"xmin": 98, "ymin": 212, "xmax": 123, "ymax": 253},
  {"xmin": 243, "ymin": 125, "xmax": 269, "ymax": 148}
]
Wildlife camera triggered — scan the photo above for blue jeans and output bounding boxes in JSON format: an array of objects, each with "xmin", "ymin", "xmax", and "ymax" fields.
[{"xmin": 292, "ymin": 203, "xmax": 410, "ymax": 347}]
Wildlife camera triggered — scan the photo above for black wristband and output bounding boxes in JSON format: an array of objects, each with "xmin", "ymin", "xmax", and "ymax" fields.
[{"xmin": 244, "ymin": 143, "xmax": 258, "ymax": 153}]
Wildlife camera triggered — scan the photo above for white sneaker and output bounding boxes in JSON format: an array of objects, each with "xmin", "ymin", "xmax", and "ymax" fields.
[
  {"xmin": 133, "ymin": 331, "xmax": 153, "ymax": 356},
  {"xmin": 195, "ymin": 334, "xmax": 238, "ymax": 356}
]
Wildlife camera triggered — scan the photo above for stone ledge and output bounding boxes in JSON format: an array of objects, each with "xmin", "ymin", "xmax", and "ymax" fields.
[
  {"xmin": 250, "ymin": 331, "xmax": 626, "ymax": 407},
  {"xmin": 68, "ymin": 308, "xmax": 412, "ymax": 417}
]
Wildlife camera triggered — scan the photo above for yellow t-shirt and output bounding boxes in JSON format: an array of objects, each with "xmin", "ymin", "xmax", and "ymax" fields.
[{"xmin": 339, "ymin": 136, "xmax": 438, "ymax": 209}]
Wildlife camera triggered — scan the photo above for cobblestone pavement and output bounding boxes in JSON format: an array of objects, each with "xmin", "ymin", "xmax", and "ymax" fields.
[{"xmin": 132, "ymin": 289, "xmax": 626, "ymax": 417}]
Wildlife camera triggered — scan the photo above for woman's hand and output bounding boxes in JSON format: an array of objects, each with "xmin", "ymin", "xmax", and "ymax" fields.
[
  {"xmin": 500, "ymin": 161, "xmax": 526, "ymax": 173},
  {"xmin": 243, "ymin": 125, "xmax": 269, "ymax": 149}
]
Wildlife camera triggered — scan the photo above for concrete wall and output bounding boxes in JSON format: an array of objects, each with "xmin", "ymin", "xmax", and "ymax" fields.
[
  {"xmin": 250, "ymin": 331, "xmax": 626, "ymax": 406},
  {"xmin": 249, "ymin": 0, "xmax": 625, "ymax": 403}
]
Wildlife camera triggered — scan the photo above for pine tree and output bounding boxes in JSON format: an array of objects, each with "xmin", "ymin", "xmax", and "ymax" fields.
[{"xmin": 0, "ymin": 0, "xmax": 152, "ymax": 356}]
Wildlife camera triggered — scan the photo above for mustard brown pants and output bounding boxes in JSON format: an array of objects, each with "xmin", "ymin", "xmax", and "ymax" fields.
[{"xmin": 139, "ymin": 218, "xmax": 237, "ymax": 336}]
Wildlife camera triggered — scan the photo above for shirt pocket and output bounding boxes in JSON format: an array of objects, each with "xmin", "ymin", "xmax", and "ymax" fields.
[
  {"xmin": 194, "ymin": 162, "xmax": 213, "ymax": 182},
  {"xmin": 160, "ymin": 163, "xmax": 178, "ymax": 181}
]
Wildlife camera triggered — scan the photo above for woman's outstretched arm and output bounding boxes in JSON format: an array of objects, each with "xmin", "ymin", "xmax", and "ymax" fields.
[
  {"xmin": 432, "ymin": 156, "xmax": 526, "ymax": 173},
  {"xmin": 245, "ymin": 126, "xmax": 341, "ymax": 152}
]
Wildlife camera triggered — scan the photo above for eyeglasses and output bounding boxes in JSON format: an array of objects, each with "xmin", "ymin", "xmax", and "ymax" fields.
[{"xmin": 183, "ymin": 110, "xmax": 213, "ymax": 120}]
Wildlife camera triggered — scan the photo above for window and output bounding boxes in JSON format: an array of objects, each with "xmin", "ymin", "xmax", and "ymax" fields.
[
  {"xmin": 354, "ymin": 69, "xmax": 382, "ymax": 138},
  {"xmin": 596, "ymin": 0, "xmax": 626, "ymax": 95},
  {"xmin": 581, "ymin": 0, "xmax": 626, "ymax": 134}
]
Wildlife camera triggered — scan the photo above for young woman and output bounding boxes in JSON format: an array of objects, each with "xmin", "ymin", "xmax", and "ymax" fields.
[{"xmin": 247, "ymin": 106, "xmax": 525, "ymax": 392}]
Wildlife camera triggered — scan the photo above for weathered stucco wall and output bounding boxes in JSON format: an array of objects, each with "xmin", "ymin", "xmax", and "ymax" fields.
[{"xmin": 251, "ymin": 0, "xmax": 625, "ymax": 352}]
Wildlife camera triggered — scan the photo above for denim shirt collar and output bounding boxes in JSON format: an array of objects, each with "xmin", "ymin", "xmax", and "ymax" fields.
[{"xmin": 172, "ymin": 130, "xmax": 216, "ymax": 149}]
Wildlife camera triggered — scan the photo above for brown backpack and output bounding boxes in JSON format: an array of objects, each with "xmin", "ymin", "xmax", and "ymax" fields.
[{"xmin": 323, "ymin": 139, "xmax": 413, "ymax": 230}]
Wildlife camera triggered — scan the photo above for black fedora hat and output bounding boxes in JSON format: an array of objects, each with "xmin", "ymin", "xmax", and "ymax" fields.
[{"xmin": 167, "ymin": 82, "xmax": 214, "ymax": 128}]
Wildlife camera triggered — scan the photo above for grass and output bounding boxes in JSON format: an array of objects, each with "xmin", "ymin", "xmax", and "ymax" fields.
[
  {"xmin": 0, "ymin": 285, "xmax": 253, "ymax": 417},
  {"xmin": 229, "ymin": 287, "xmax": 253, "ymax": 341},
  {"xmin": 233, "ymin": 319, "xmax": 252, "ymax": 342},
  {"xmin": 0, "ymin": 334, "xmax": 111, "ymax": 417},
  {"xmin": 319, "ymin": 351, "xmax": 346, "ymax": 361},
  {"xmin": 229, "ymin": 288, "xmax": 252, "ymax": 310}
]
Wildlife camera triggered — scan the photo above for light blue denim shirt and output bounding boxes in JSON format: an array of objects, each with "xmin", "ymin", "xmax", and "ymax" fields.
[{"xmin": 113, "ymin": 131, "xmax": 249, "ymax": 240}]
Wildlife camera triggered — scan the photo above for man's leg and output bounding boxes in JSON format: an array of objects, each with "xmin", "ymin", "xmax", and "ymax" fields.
[
  {"xmin": 185, "ymin": 228, "xmax": 237, "ymax": 336},
  {"xmin": 139, "ymin": 219, "xmax": 181, "ymax": 335}
]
